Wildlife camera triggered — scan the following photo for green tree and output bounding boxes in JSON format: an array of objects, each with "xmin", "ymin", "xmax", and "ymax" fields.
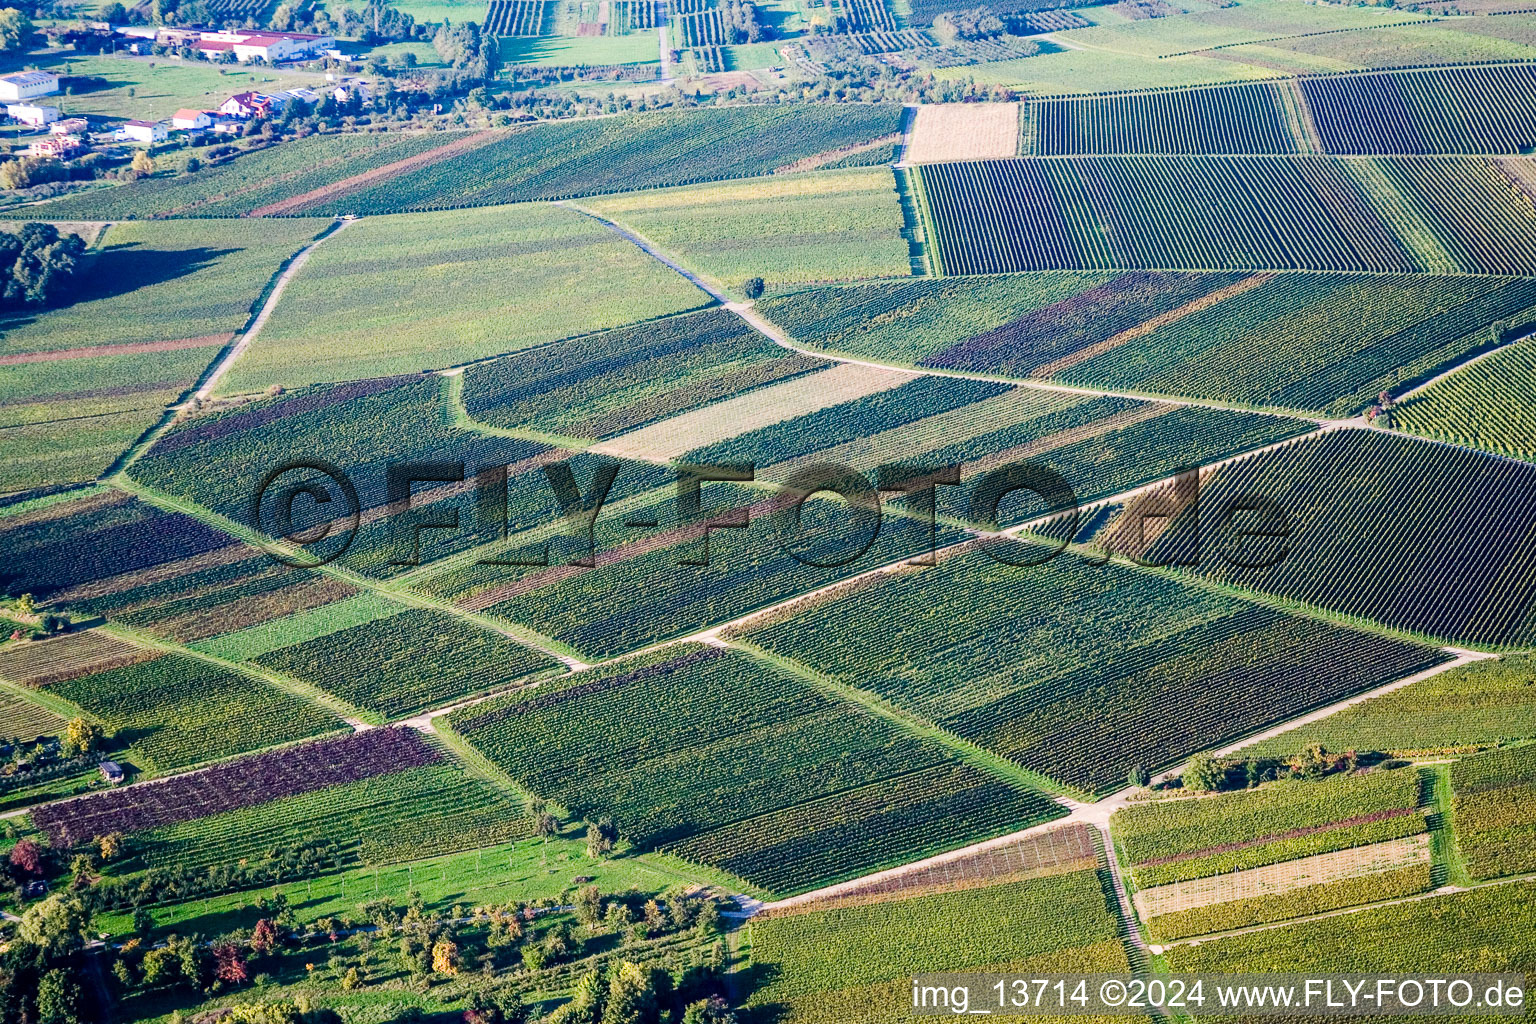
[
  {"xmin": 1127, "ymin": 765, "xmax": 1150, "ymax": 789},
  {"xmin": 601, "ymin": 961, "xmax": 670, "ymax": 1024},
  {"xmin": 743, "ymin": 277, "xmax": 764, "ymax": 299},
  {"xmin": 61, "ymin": 717, "xmax": 101, "ymax": 757},
  {"xmin": 0, "ymin": 8, "xmax": 32, "ymax": 52},
  {"xmin": 130, "ymin": 150, "xmax": 155, "ymax": 178},
  {"xmin": 1183, "ymin": 755, "xmax": 1224, "ymax": 792},
  {"xmin": 18, "ymin": 894, "xmax": 89, "ymax": 958},
  {"xmin": 36, "ymin": 969, "xmax": 86, "ymax": 1024},
  {"xmin": 681, "ymin": 997, "xmax": 737, "ymax": 1024}
]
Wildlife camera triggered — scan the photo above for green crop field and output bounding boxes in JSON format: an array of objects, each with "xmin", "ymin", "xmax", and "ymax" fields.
[
  {"xmin": 446, "ymin": 645, "xmax": 1062, "ymax": 892},
  {"xmin": 46, "ymin": 653, "xmax": 344, "ymax": 772},
  {"xmin": 128, "ymin": 758, "xmax": 530, "ymax": 876},
  {"xmin": 582, "ymin": 169, "xmax": 910, "ymax": 295},
  {"xmin": 300, "ymin": 106, "xmax": 907, "ymax": 213},
  {"xmin": 740, "ymin": 549, "xmax": 1444, "ymax": 794},
  {"xmin": 746, "ymin": 869, "xmax": 1128, "ymax": 1022},
  {"xmin": 1167, "ymin": 879, "xmax": 1536, "ymax": 975},
  {"xmin": 0, "ymin": 51, "xmax": 329, "ymax": 123},
  {"xmin": 1046, "ymin": 274, "xmax": 1536, "ymax": 416},
  {"xmin": 461, "ymin": 307, "xmax": 828, "ymax": 440},
  {"xmin": 1303, "ymin": 64, "xmax": 1536, "ymax": 155},
  {"xmin": 253, "ymin": 607, "xmax": 560, "ymax": 719},
  {"xmin": 1132, "ymin": 429, "xmax": 1536, "ymax": 648},
  {"xmin": 217, "ymin": 203, "xmax": 711, "ymax": 393},
  {"xmin": 7, "ymin": 10, "xmax": 1536, "ymax": 1020},
  {"xmin": 1240, "ymin": 654, "xmax": 1536, "ymax": 758},
  {"xmin": 1054, "ymin": 0, "xmax": 1430, "ymax": 59},
  {"xmin": 129, "ymin": 374, "xmax": 674, "ymax": 581},
  {"xmin": 0, "ymin": 219, "xmax": 327, "ymax": 493},
  {"xmin": 1397, "ymin": 336, "xmax": 1536, "ymax": 461},
  {"xmin": 1114, "ymin": 768, "xmax": 1427, "ymax": 887},
  {"xmin": 756, "ymin": 274, "xmax": 1122, "ymax": 364},
  {"xmin": 33, "ymin": 132, "xmax": 465, "ymax": 221},
  {"xmin": 1450, "ymin": 745, "xmax": 1536, "ymax": 880}
]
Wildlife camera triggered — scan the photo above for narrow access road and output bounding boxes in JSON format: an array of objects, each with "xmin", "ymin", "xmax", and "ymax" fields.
[{"xmin": 193, "ymin": 216, "xmax": 355, "ymax": 402}]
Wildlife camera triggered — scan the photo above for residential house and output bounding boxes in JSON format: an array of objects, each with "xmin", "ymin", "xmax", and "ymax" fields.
[
  {"xmin": 219, "ymin": 91, "xmax": 272, "ymax": 120},
  {"xmin": 0, "ymin": 71, "xmax": 60, "ymax": 103},
  {"xmin": 49, "ymin": 116, "xmax": 87, "ymax": 135},
  {"xmin": 7, "ymin": 103, "xmax": 60, "ymax": 127},
  {"xmin": 26, "ymin": 134, "xmax": 83, "ymax": 158},
  {"xmin": 115, "ymin": 119, "xmax": 169, "ymax": 143},
  {"xmin": 172, "ymin": 108, "xmax": 212, "ymax": 130}
]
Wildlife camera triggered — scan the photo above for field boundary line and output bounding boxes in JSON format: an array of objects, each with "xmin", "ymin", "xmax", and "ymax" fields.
[
  {"xmin": 758, "ymin": 818, "xmax": 1086, "ymax": 914},
  {"xmin": 1195, "ymin": 651, "xmax": 1496, "ymax": 774},
  {"xmin": 109, "ymin": 475, "xmax": 587, "ymax": 671},
  {"xmin": 96, "ymin": 220, "xmax": 351, "ymax": 484},
  {"xmin": 195, "ymin": 216, "xmax": 356, "ymax": 402},
  {"xmin": 1150, "ymin": 867, "xmax": 1536, "ymax": 952},
  {"xmin": 725, "ymin": 637, "xmax": 1086, "ymax": 802},
  {"xmin": 247, "ymin": 130, "xmax": 507, "ymax": 217},
  {"xmin": 94, "ymin": 619, "xmax": 378, "ymax": 729}
]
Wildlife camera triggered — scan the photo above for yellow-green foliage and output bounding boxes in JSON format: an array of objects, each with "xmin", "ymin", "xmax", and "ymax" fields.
[
  {"xmin": 221, "ymin": 203, "xmax": 711, "ymax": 392},
  {"xmin": 584, "ymin": 169, "xmax": 910, "ymax": 294}
]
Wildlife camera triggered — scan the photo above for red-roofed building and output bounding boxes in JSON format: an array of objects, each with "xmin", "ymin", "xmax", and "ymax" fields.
[
  {"xmin": 172, "ymin": 108, "xmax": 212, "ymax": 130},
  {"xmin": 218, "ymin": 91, "xmax": 272, "ymax": 119},
  {"xmin": 195, "ymin": 28, "xmax": 333, "ymax": 63}
]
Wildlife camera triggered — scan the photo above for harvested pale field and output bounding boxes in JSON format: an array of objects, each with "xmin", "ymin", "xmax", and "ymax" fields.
[
  {"xmin": 590, "ymin": 361, "xmax": 912, "ymax": 461},
  {"xmin": 766, "ymin": 823, "xmax": 1099, "ymax": 917},
  {"xmin": 905, "ymin": 103, "xmax": 1021, "ymax": 163},
  {"xmin": 1133, "ymin": 833, "xmax": 1431, "ymax": 919},
  {"xmin": 0, "ymin": 629, "xmax": 158, "ymax": 688}
]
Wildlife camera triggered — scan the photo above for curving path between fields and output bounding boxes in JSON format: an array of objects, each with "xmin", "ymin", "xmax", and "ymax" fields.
[{"xmin": 193, "ymin": 216, "xmax": 357, "ymax": 403}]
